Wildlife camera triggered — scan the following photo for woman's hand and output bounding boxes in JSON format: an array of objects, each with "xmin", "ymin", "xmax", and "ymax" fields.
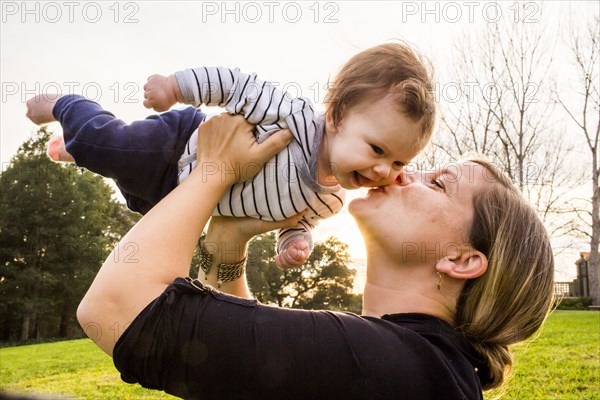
[
  {"xmin": 195, "ymin": 114, "xmax": 293, "ymax": 185},
  {"xmin": 207, "ymin": 212, "xmax": 306, "ymax": 247}
]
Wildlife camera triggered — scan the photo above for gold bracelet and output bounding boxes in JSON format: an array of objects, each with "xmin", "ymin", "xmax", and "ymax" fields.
[{"xmin": 199, "ymin": 239, "xmax": 246, "ymax": 288}]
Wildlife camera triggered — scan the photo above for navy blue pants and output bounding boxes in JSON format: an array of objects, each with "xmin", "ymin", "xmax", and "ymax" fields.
[{"xmin": 53, "ymin": 95, "xmax": 206, "ymax": 214}]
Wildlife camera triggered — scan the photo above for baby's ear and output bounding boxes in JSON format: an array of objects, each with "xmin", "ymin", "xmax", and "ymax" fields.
[{"xmin": 325, "ymin": 113, "xmax": 338, "ymax": 135}]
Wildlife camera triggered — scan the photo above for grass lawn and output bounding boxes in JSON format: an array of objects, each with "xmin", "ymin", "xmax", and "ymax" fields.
[
  {"xmin": 485, "ymin": 311, "xmax": 599, "ymax": 400},
  {"xmin": 1, "ymin": 311, "xmax": 598, "ymax": 399},
  {"xmin": 0, "ymin": 339, "xmax": 173, "ymax": 399}
]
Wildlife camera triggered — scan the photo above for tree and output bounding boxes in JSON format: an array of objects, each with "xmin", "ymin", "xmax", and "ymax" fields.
[
  {"xmin": 0, "ymin": 128, "xmax": 139, "ymax": 341},
  {"xmin": 423, "ymin": 9, "xmax": 586, "ymax": 256},
  {"xmin": 556, "ymin": 16, "xmax": 600, "ymax": 304},
  {"xmin": 246, "ymin": 233, "xmax": 362, "ymax": 314}
]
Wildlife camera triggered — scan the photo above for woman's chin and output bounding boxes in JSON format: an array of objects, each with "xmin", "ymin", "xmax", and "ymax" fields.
[
  {"xmin": 349, "ymin": 189, "xmax": 382, "ymax": 214},
  {"xmin": 348, "ymin": 196, "xmax": 366, "ymax": 217},
  {"xmin": 348, "ymin": 197, "xmax": 376, "ymax": 228}
]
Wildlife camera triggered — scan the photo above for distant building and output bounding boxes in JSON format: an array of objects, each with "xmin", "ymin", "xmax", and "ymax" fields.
[
  {"xmin": 574, "ymin": 252, "xmax": 595, "ymax": 297},
  {"xmin": 555, "ymin": 252, "xmax": 597, "ymax": 298}
]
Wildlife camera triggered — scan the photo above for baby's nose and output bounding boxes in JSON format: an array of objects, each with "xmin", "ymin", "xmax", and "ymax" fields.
[
  {"xmin": 396, "ymin": 169, "xmax": 415, "ymax": 186},
  {"xmin": 373, "ymin": 163, "xmax": 392, "ymax": 179}
]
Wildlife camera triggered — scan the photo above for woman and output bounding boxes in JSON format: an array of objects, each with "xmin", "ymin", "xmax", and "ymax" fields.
[{"xmin": 76, "ymin": 114, "xmax": 554, "ymax": 399}]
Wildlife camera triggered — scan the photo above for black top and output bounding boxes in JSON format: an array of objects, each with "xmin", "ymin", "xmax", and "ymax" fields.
[{"xmin": 113, "ymin": 278, "xmax": 490, "ymax": 399}]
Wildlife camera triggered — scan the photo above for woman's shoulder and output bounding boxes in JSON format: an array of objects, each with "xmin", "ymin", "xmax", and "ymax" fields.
[{"xmin": 338, "ymin": 312, "xmax": 488, "ymax": 400}]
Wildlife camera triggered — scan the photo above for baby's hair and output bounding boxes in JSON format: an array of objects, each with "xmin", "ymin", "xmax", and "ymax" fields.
[{"xmin": 324, "ymin": 42, "xmax": 436, "ymax": 150}]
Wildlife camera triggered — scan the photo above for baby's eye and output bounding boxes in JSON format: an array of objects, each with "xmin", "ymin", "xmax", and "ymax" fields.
[
  {"xmin": 393, "ymin": 161, "xmax": 404, "ymax": 169},
  {"xmin": 371, "ymin": 145, "xmax": 383, "ymax": 155}
]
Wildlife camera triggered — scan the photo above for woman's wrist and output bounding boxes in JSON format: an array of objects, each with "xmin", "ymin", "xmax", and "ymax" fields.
[
  {"xmin": 206, "ymin": 219, "xmax": 253, "ymax": 248},
  {"xmin": 202, "ymin": 235, "xmax": 248, "ymax": 264},
  {"xmin": 190, "ymin": 152, "xmax": 242, "ymax": 189},
  {"xmin": 199, "ymin": 233, "xmax": 251, "ymax": 298},
  {"xmin": 187, "ymin": 162, "xmax": 237, "ymax": 192},
  {"xmin": 204, "ymin": 225, "xmax": 250, "ymax": 267}
]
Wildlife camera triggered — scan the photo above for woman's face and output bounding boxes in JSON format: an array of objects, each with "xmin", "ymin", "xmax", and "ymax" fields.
[{"xmin": 349, "ymin": 162, "xmax": 488, "ymax": 264}]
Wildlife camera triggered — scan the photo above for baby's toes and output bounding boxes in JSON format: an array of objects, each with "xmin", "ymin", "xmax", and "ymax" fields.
[{"xmin": 276, "ymin": 242, "xmax": 309, "ymax": 269}]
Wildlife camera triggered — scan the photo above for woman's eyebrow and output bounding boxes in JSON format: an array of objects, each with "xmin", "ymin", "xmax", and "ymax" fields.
[
  {"xmin": 441, "ymin": 168, "xmax": 459, "ymax": 181},
  {"xmin": 440, "ymin": 168, "xmax": 459, "ymax": 195}
]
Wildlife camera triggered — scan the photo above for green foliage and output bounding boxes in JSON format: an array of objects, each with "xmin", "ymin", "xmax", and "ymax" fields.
[
  {"xmin": 484, "ymin": 311, "xmax": 600, "ymax": 400},
  {"xmin": 1, "ymin": 311, "xmax": 597, "ymax": 399},
  {"xmin": 0, "ymin": 128, "xmax": 139, "ymax": 341},
  {"xmin": 246, "ymin": 233, "xmax": 362, "ymax": 313},
  {"xmin": 0, "ymin": 128, "xmax": 361, "ymax": 343},
  {"xmin": 0, "ymin": 339, "xmax": 174, "ymax": 399},
  {"xmin": 554, "ymin": 297, "xmax": 594, "ymax": 310}
]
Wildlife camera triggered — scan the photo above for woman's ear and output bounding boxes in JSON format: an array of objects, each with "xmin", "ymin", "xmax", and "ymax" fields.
[{"xmin": 436, "ymin": 248, "xmax": 488, "ymax": 280}]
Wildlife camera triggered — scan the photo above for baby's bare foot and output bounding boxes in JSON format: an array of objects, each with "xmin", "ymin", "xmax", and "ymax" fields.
[
  {"xmin": 47, "ymin": 136, "xmax": 74, "ymax": 162},
  {"xmin": 275, "ymin": 239, "xmax": 310, "ymax": 269}
]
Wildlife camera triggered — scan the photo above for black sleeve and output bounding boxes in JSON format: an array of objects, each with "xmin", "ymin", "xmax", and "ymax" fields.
[{"xmin": 113, "ymin": 278, "xmax": 372, "ymax": 400}]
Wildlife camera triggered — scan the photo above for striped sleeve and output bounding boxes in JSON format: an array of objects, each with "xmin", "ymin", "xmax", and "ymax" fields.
[
  {"xmin": 175, "ymin": 67, "xmax": 235, "ymax": 107},
  {"xmin": 175, "ymin": 67, "xmax": 310, "ymax": 144}
]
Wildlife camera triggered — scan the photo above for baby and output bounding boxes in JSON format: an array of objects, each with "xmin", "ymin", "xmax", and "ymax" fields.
[{"xmin": 27, "ymin": 42, "xmax": 435, "ymax": 274}]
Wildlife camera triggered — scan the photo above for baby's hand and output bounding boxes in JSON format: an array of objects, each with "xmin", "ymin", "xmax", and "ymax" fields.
[
  {"xmin": 143, "ymin": 74, "xmax": 182, "ymax": 112},
  {"xmin": 26, "ymin": 94, "xmax": 61, "ymax": 125},
  {"xmin": 275, "ymin": 239, "xmax": 310, "ymax": 269}
]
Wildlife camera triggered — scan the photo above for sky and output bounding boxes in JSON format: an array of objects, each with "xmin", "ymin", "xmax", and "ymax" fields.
[{"xmin": 2, "ymin": 0, "xmax": 598, "ymax": 286}]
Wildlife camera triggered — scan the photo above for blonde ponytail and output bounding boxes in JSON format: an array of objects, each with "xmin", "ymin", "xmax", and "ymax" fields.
[
  {"xmin": 470, "ymin": 342, "xmax": 512, "ymax": 390},
  {"xmin": 456, "ymin": 159, "xmax": 555, "ymax": 390}
]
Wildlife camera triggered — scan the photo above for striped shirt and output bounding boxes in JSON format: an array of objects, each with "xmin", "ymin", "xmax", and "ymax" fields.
[{"xmin": 175, "ymin": 67, "xmax": 345, "ymax": 252}]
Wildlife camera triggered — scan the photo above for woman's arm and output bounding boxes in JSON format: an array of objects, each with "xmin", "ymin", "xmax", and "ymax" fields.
[
  {"xmin": 201, "ymin": 213, "xmax": 305, "ymax": 298},
  {"xmin": 76, "ymin": 114, "xmax": 292, "ymax": 356}
]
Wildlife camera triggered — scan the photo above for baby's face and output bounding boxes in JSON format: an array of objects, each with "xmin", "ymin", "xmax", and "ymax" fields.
[{"xmin": 324, "ymin": 98, "xmax": 423, "ymax": 190}]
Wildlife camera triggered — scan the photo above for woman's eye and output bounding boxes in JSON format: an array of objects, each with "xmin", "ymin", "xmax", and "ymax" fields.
[
  {"xmin": 432, "ymin": 179, "xmax": 445, "ymax": 190},
  {"xmin": 371, "ymin": 145, "xmax": 383, "ymax": 155}
]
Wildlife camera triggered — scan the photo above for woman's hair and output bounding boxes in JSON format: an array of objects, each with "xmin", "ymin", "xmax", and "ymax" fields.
[
  {"xmin": 324, "ymin": 42, "xmax": 436, "ymax": 151},
  {"xmin": 455, "ymin": 158, "xmax": 555, "ymax": 390}
]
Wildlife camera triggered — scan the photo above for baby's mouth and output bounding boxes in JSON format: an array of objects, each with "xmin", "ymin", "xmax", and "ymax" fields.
[{"xmin": 353, "ymin": 171, "xmax": 373, "ymax": 187}]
